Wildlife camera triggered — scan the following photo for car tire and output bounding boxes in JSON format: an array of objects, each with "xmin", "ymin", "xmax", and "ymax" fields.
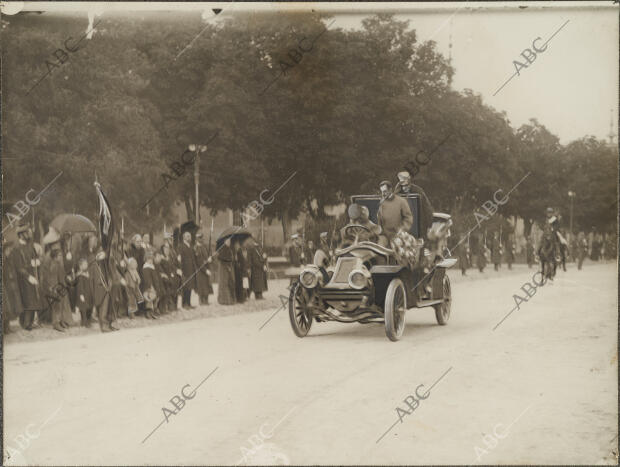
[
  {"xmin": 289, "ymin": 280, "xmax": 313, "ymax": 337},
  {"xmin": 434, "ymin": 275, "xmax": 451, "ymax": 325},
  {"xmin": 384, "ymin": 278, "xmax": 407, "ymax": 341}
]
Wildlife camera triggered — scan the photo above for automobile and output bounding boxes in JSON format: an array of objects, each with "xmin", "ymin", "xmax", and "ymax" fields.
[{"xmin": 288, "ymin": 193, "xmax": 456, "ymax": 341}]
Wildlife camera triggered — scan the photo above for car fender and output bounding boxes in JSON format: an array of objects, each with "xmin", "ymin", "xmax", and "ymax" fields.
[
  {"xmin": 436, "ymin": 258, "xmax": 457, "ymax": 269},
  {"xmin": 370, "ymin": 265, "xmax": 412, "ymax": 308}
]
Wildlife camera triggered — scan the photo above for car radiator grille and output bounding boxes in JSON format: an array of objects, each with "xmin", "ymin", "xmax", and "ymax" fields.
[{"xmin": 333, "ymin": 257, "xmax": 357, "ymax": 283}]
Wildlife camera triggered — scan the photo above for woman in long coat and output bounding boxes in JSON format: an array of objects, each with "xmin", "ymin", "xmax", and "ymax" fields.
[{"xmin": 217, "ymin": 238, "xmax": 236, "ymax": 305}]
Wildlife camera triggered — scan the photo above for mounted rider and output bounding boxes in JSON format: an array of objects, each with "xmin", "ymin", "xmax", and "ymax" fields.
[{"xmin": 544, "ymin": 207, "xmax": 569, "ymax": 252}]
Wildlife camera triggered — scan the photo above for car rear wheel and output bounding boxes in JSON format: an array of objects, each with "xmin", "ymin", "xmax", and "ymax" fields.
[
  {"xmin": 434, "ymin": 275, "xmax": 451, "ymax": 325},
  {"xmin": 384, "ymin": 278, "xmax": 406, "ymax": 341},
  {"xmin": 289, "ymin": 281, "xmax": 313, "ymax": 337}
]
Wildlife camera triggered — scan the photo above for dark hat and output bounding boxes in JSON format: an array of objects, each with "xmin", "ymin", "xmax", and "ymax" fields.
[{"xmin": 379, "ymin": 180, "xmax": 392, "ymax": 189}]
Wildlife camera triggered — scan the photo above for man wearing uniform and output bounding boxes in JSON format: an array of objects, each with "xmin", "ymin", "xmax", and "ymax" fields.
[
  {"xmin": 395, "ymin": 171, "xmax": 434, "ymax": 240},
  {"xmin": 526, "ymin": 236, "xmax": 535, "ymax": 268},
  {"xmin": 491, "ymin": 232, "xmax": 502, "ymax": 271},
  {"xmin": 505, "ymin": 234, "xmax": 516, "ymax": 270}
]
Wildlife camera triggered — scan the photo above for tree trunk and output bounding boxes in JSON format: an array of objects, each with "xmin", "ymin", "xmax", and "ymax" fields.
[
  {"xmin": 184, "ymin": 195, "xmax": 194, "ymax": 222},
  {"xmin": 280, "ymin": 210, "xmax": 290, "ymax": 255}
]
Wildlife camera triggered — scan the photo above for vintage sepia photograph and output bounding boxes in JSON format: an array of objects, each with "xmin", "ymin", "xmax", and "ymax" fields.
[{"xmin": 1, "ymin": 1, "xmax": 618, "ymax": 465}]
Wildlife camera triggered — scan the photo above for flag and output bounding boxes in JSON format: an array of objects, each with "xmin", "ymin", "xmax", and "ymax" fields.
[{"xmin": 94, "ymin": 181, "xmax": 114, "ymax": 262}]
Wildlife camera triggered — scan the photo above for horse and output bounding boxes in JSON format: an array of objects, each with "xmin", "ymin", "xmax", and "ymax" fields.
[{"xmin": 538, "ymin": 230, "xmax": 557, "ymax": 283}]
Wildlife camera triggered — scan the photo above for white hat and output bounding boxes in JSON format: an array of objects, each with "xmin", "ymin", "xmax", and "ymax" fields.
[
  {"xmin": 43, "ymin": 227, "xmax": 61, "ymax": 245},
  {"xmin": 291, "ymin": 234, "xmax": 300, "ymax": 239}
]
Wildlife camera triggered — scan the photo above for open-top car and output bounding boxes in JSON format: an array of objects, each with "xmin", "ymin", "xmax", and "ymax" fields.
[{"xmin": 288, "ymin": 193, "xmax": 455, "ymax": 341}]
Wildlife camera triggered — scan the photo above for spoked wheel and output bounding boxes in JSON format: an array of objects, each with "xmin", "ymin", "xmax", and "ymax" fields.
[
  {"xmin": 288, "ymin": 281, "xmax": 313, "ymax": 337},
  {"xmin": 384, "ymin": 278, "xmax": 407, "ymax": 341},
  {"xmin": 434, "ymin": 275, "xmax": 451, "ymax": 325}
]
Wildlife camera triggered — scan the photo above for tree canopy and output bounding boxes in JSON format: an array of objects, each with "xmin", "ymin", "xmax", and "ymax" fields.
[{"xmin": 2, "ymin": 12, "xmax": 616, "ymax": 237}]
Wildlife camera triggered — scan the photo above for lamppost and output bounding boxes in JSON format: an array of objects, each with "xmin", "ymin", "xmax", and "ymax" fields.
[
  {"xmin": 568, "ymin": 190, "xmax": 576, "ymax": 241},
  {"xmin": 189, "ymin": 144, "xmax": 208, "ymax": 225}
]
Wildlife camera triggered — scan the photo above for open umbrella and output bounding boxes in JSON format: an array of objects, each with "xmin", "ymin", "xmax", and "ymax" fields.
[
  {"xmin": 216, "ymin": 226, "xmax": 252, "ymax": 251},
  {"xmin": 50, "ymin": 213, "xmax": 96, "ymax": 234}
]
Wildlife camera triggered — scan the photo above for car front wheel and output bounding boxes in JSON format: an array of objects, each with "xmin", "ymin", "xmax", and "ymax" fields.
[
  {"xmin": 384, "ymin": 278, "xmax": 407, "ymax": 341},
  {"xmin": 434, "ymin": 275, "xmax": 451, "ymax": 325},
  {"xmin": 289, "ymin": 281, "xmax": 313, "ymax": 337}
]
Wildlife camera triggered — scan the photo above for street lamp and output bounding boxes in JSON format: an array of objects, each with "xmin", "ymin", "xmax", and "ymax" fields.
[
  {"xmin": 189, "ymin": 144, "xmax": 208, "ymax": 225},
  {"xmin": 568, "ymin": 191, "xmax": 576, "ymax": 241}
]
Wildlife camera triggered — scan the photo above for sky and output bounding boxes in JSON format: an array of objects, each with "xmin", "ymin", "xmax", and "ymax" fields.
[{"xmin": 3, "ymin": 1, "xmax": 618, "ymax": 144}]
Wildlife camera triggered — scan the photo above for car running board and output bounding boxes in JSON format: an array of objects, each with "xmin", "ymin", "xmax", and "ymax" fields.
[{"xmin": 412, "ymin": 298, "xmax": 443, "ymax": 308}]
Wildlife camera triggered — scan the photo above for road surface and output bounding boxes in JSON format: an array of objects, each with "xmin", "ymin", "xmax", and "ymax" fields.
[{"xmin": 3, "ymin": 263, "xmax": 617, "ymax": 465}]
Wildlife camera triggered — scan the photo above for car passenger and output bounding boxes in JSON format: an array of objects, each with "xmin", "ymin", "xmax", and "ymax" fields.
[{"xmin": 377, "ymin": 180, "xmax": 413, "ymax": 241}]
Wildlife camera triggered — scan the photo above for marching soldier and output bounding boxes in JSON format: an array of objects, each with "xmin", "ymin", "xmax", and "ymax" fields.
[
  {"xmin": 576, "ymin": 231, "xmax": 588, "ymax": 270},
  {"xmin": 526, "ymin": 236, "xmax": 535, "ymax": 268},
  {"xmin": 457, "ymin": 238, "xmax": 470, "ymax": 276},
  {"xmin": 505, "ymin": 234, "xmax": 516, "ymax": 270},
  {"xmin": 491, "ymin": 232, "xmax": 502, "ymax": 271}
]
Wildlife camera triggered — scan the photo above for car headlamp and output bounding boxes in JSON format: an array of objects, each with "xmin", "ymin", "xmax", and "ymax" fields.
[
  {"xmin": 348, "ymin": 269, "xmax": 369, "ymax": 290},
  {"xmin": 299, "ymin": 267, "xmax": 319, "ymax": 289}
]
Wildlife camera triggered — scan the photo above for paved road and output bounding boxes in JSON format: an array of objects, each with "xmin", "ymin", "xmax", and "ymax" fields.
[{"xmin": 3, "ymin": 263, "xmax": 617, "ymax": 465}]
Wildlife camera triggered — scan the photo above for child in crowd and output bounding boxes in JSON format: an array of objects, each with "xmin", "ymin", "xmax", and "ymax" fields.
[
  {"xmin": 75, "ymin": 258, "xmax": 94, "ymax": 327},
  {"xmin": 141, "ymin": 251, "xmax": 159, "ymax": 319},
  {"xmin": 124, "ymin": 257, "xmax": 143, "ymax": 320}
]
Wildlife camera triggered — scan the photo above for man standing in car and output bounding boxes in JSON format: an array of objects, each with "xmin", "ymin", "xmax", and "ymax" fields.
[
  {"xmin": 377, "ymin": 181, "xmax": 413, "ymax": 241},
  {"xmin": 395, "ymin": 171, "xmax": 433, "ymax": 239}
]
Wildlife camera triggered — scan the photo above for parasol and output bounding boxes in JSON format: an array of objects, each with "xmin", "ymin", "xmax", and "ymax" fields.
[
  {"xmin": 50, "ymin": 213, "xmax": 96, "ymax": 234},
  {"xmin": 216, "ymin": 226, "xmax": 252, "ymax": 251}
]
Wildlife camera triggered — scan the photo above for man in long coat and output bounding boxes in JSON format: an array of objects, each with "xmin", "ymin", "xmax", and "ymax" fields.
[
  {"xmin": 217, "ymin": 237, "xmax": 236, "ymax": 305},
  {"xmin": 377, "ymin": 181, "xmax": 413, "ymax": 241},
  {"xmin": 179, "ymin": 231, "xmax": 198, "ymax": 309},
  {"xmin": 194, "ymin": 232, "xmax": 213, "ymax": 305},
  {"xmin": 9, "ymin": 224, "xmax": 43, "ymax": 330},
  {"xmin": 395, "ymin": 171, "xmax": 434, "ymax": 239},
  {"xmin": 247, "ymin": 238, "xmax": 268, "ymax": 299},
  {"xmin": 163, "ymin": 233, "xmax": 182, "ymax": 310}
]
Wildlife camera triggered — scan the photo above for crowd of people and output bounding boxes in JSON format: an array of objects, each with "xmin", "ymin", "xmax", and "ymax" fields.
[
  {"xmin": 453, "ymin": 214, "xmax": 616, "ymax": 276},
  {"xmin": 2, "ymin": 222, "xmax": 269, "ymax": 335}
]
